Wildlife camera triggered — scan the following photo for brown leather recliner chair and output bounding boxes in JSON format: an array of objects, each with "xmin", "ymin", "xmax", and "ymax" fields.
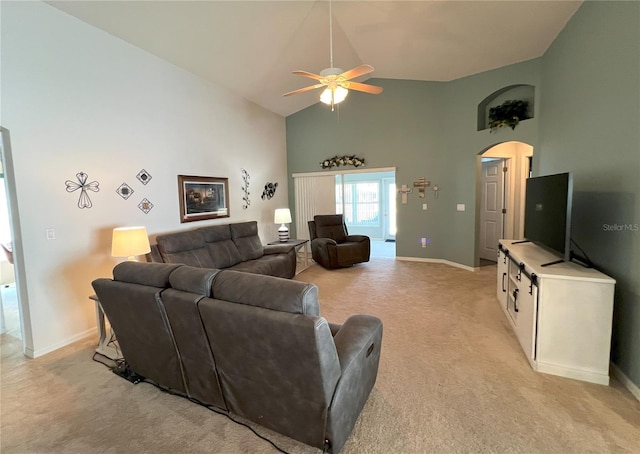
[{"xmin": 308, "ymin": 214, "xmax": 370, "ymax": 269}]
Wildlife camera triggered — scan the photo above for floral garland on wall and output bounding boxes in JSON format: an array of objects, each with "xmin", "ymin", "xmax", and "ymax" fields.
[{"xmin": 320, "ymin": 155, "xmax": 366, "ymax": 169}]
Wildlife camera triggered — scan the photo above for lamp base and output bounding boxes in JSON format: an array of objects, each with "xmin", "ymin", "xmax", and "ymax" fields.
[{"xmin": 278, "ymin": 224, "xmax": 289, "ymax": 243}]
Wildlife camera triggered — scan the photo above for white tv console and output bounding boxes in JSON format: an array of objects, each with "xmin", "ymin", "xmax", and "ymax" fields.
[{"xmin": 496, "ymin": 239, "xmax": 615, "ymax": 385}]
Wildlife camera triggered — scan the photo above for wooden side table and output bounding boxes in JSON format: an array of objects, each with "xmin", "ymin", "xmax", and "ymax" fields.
[
  {"xmin": 89, "ymin": 295, "xmax": 121, "ymax": 360},
  {"xmin": 268, "ymin": 239, "xmax": 309, "ymax": 272}
]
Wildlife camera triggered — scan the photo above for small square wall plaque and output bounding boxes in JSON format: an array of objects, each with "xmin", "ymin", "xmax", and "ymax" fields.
[
  {"xmin": 136, "ymin": 169, "xmax": 152, "ymax": 185},
  {"xmin": 138, "ymin": 198, "xmax": 154, "ymax": 214},
  {"xmin": 116, "ymin": 182, "xmax": 134, "ymax": 200}
]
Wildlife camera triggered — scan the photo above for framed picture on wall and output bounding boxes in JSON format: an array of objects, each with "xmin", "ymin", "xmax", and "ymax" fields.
[{"xmin": 178, "ymin": 175, "xmax": 230, "ymax": 223}]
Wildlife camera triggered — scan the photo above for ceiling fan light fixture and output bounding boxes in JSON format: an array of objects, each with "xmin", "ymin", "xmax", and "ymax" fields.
[
  {"xmin": 283, "ymin": 0, "xmax": 382, "ymax": 107},
  {"xmin": 320, "ymin": 86, "xmax": 348, "ymax": 106}
]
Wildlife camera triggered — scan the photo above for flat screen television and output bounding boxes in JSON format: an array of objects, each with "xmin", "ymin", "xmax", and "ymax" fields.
[{"xmin": 523, "ymin": 172, "xmax": 573, "ymax": 264}]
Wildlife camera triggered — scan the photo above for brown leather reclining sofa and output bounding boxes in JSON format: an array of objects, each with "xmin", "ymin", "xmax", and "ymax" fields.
[
  {"xmin": 147, "ymin": 221, "xmax": 297, "ymax": 278},
  {"xmin": 92, "ymin": 262, "xmax": 383, "ymax": 453}
]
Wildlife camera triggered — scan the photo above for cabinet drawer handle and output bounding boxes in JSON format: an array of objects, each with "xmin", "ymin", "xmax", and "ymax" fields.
[
  {"xmin": 502, "ymin": 273, "xmax": 507, "ymax": 292},
  {"xmin": 513, "ymin": 288, "xmax": 519, "ymax": 312}
]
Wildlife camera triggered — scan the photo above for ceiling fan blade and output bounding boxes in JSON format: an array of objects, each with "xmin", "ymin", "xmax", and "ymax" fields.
[
  {"xmin": 292, "ymin": 70, "xmax": 323, "ymax": 81},
  {"xmin": 339, "ymin": 64, "xmax": 375, "ymax": 81},
  {"xmin": 342, "ymin": 81, "xmax": 383, "ymax": 95},
  {"xmin": 283, "ymin": 83, "xmax": 325, "ymax": 97}
]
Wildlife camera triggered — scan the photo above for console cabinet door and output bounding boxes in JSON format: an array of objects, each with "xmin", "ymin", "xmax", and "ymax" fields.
[
  {"xmin": 496, "ymin": 249, "xmax": 509, "ymax": 312},
  {"xmin": 513, "ymin": 274, "xmax": 537, "ymax": 361}
]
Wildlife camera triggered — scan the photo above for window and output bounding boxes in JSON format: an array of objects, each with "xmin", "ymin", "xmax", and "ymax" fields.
[{"xmin": 337, "ymin": 180, "xmax": 380, "ymax": 227}]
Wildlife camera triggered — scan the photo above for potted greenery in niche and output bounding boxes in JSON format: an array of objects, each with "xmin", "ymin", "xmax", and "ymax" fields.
[{"xmin": 488, "ymin": 99, "xmax": 530, "ymax": 132}]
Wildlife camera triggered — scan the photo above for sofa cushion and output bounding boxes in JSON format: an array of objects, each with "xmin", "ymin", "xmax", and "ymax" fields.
[
  {"xmin": 200, "ymin": 225, "xmax": 243, "ymax": 268},
  {"xmin": 230, "ymin": 221, "xmax": 264, "ymax": 261},
  {"xmin": 92, "ymin": 275, "xmax": 186, "ymax": 394},
  {"xmin": 113, "ymin": 261, "xmax": 182, "ymax": 288},
  {"xmin": 168, "ymin": 265, "xmax": 220, "ymax": 296},
  {"xmin": 211, "ymin": 270, "xmax": 319, "ymax": 315},
  {"xmin": 228, "ymin": 259, "xmax": 273, "ymax": 276},
  {"xmin": 156, "ymin": 230, "xmax": 216, "ymax": 268},
  {"xmin": 314, "ymin": 215, "xmax": 347, "ymax": 243},
  {"xmin": 197, "ymin": 299, "xmax": 340, "ymax": 447}
]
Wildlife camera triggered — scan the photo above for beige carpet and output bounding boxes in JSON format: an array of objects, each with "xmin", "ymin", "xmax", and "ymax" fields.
[{"xmin": 1, "ymin": 259, "xmax": 639, "ymax": 453}]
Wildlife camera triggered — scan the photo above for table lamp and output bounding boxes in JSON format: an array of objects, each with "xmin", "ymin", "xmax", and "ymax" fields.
[
  {"xmin": 111, "ymin": 226, "xmax": 151, "ymax": 261},
  {"xmin": 274, "ymin": 208, "xmax": 292, "ymax": 243}
]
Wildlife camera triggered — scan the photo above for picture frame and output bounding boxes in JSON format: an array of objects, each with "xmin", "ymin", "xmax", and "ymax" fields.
[{"xmin": 178, "ymin": 175, "xmax": 230, "ymax": 223}]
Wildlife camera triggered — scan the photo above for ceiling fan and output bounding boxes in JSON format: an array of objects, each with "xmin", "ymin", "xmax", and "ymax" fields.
[{"xmin": 283, "ymin": 0, "xmax": 383, "ymax": 110}]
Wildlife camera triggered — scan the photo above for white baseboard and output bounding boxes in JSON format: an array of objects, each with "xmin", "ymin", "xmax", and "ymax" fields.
[
  {"xmin": 396, "ymin": 256, "xmax": 476, "ymax": 272},
  {"xmin": 611, "ymin": 362, "xmax": 640, "ymax": 402},
  {"xmin": 25, "ymin": 327, "xmax": 97, "ymax": 359},
  {"xmin": 536, "ymin": 361, "xmax": 609, "ymax": 386}
]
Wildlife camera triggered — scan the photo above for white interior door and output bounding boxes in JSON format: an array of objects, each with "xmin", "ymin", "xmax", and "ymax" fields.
[{"xmin": 479, "ymin": 159, "xmax": 506, "ymax": 261}]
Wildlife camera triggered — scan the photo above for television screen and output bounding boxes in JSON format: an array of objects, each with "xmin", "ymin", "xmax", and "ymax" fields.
[{"xmin": 524, "ymin": 172, "xmax": 573, "ymax": 262}]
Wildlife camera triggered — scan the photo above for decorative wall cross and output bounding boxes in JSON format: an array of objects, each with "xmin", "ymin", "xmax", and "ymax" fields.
[{"xmin": 65, "ymin": 172, "xmax": 100, "ymax": 209}]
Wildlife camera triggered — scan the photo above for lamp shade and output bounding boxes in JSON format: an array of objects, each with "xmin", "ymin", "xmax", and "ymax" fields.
[
  {"xmin": 111, "ymin": 226, "xmax": 151, "ymax": 261},
  {"xmin": 274, "ymin": 208, "xmax": 292, "ymax": 224}
]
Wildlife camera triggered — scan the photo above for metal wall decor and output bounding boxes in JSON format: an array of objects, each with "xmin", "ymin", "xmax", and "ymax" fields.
[
  {"xmin": 241, "ymin": 168, "xmax": 250, "ymax": 209},
  {"xmin": 261, "ymin": 182, "xmax": 278, "ymax": 200},
  {"xmin": 65, "ymin": 172, "xmax": 100, "ymax": 209},
  {"xmin": 137, "ymin": 169, "xmax": 152, "ymax": 185},
  {"xmin": 138, "ymin": 198, "xmax": 154, "ymax": 214},
  {"xmin": 116, "ymin": 182, "xmax": 134, "ymax": 200}
]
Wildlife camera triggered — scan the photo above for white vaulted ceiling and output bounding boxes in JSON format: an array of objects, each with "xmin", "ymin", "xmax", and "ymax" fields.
[{"xmin": 46, "ymin": 1, "xmax": 582, "ymax": 117}]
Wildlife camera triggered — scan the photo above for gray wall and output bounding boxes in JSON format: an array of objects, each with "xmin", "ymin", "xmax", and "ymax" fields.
[
  {"xmin": 538, "ymin": 1, "xmax": 640, "ymax": 389},
  {"xmin": 287, "ymin": 60, "xmax": 540, "ymax": 264},
  {"xmin": 286, "ymin": 1, "xmax": 639, "ymax": 389}
]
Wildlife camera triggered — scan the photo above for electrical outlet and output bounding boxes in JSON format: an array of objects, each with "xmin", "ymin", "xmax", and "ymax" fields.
[
  {"xmin": 456, "ymin": 204, "xmax": 465, "ymax": 211},
  {"xmin": 46, "ymin": 228, "xmax": 56, "ymax": 240},
  {"xmin": 421, "ymin": 237, "xmax": 427, "ymax": 248},
  {"xmin": 422, "ymin": 203, "xmax": 428, "ymax": 210}
]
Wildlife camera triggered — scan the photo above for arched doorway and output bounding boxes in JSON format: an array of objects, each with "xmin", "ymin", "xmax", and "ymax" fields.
[{"xmin": 475, "ymin": 141, "xmax": 533, "ymax": 265}]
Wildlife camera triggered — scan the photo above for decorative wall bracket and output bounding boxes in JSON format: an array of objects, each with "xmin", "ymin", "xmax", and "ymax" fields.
[{"xmin": 413, "ymin": 178, "xmax": 431, "ymax": 198}]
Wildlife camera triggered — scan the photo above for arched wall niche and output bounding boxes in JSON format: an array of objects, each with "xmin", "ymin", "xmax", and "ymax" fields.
[{"xmin": 477, "ymin": 84, "xmax": 535, "ymax": 131}]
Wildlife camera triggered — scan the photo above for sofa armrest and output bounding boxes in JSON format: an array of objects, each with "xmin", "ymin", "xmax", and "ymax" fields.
[
  {"xmin": 263, "ymin": 243, "xmax": 296, "ymax": 255},
  {"xmin": 146, "ymin": 244, "xmax": 164, "ymax": 263},
  {"xmin": 345, "ymin": 235, "xmax": 369, "ymax": 243},
  {"xmin": 310, "ymin": 238, "xmax": 338, "ymax": 269},
  {"xmin": 332, "ymin": 315, "xmax": 382, "ymax": 374},
  {"xmin": 312, "ymin": 238, "xmax": 337, "ymax": 247},
  {"xmin": 326, "ymin": 314, "xmax": 383, "ymax": 451}
]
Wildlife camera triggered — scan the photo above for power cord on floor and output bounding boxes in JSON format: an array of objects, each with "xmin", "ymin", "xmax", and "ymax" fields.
[
  {"xmin": 158, "ymin": 386, "xmax": 292, "ymax": 454},
  {"xmin": 89, "ymin": 351, "xmax": 292, "ymax": 454}
]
